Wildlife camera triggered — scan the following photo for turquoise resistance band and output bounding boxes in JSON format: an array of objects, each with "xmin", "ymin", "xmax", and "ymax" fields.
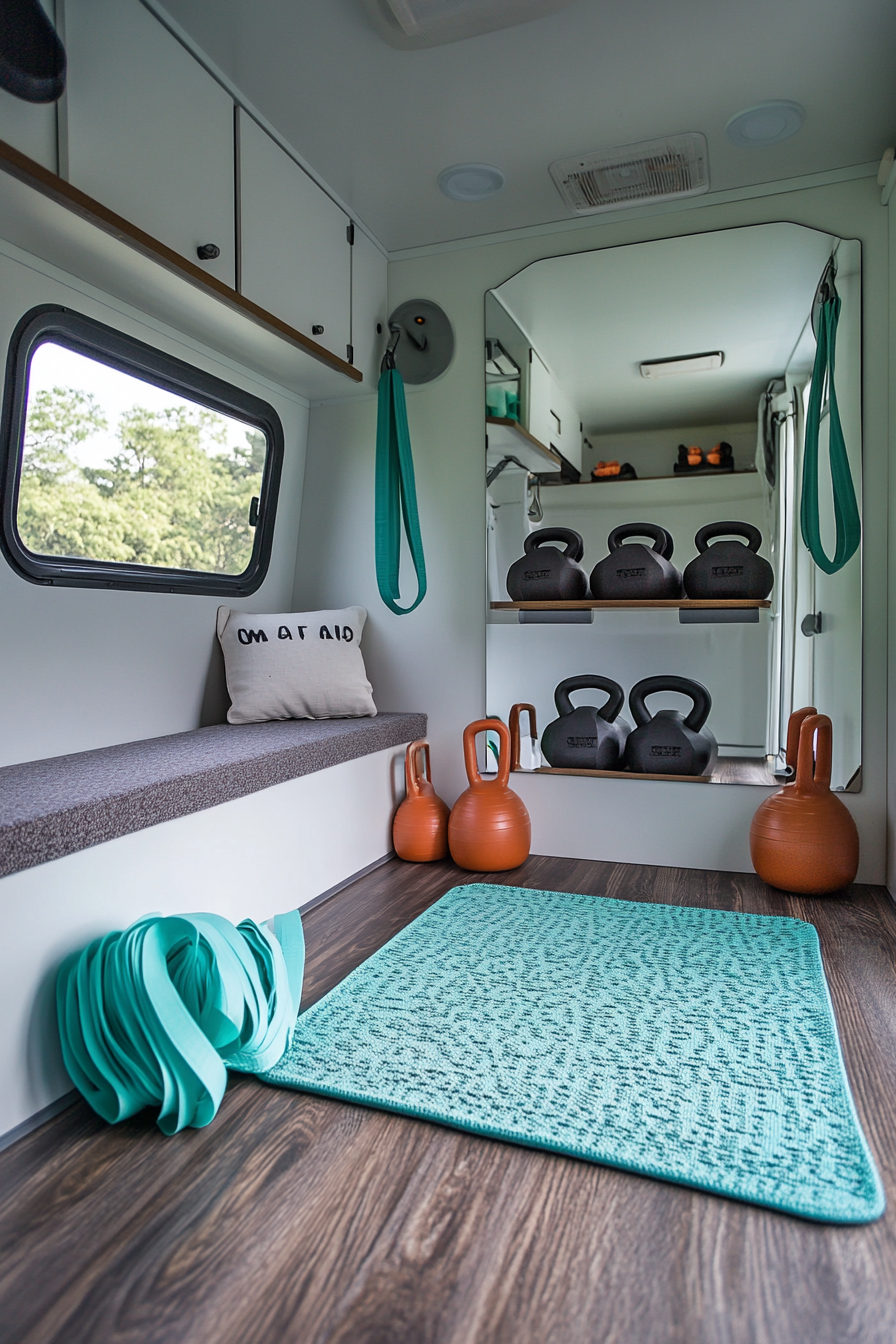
[
  {"xmin": 375, "ymin": 331, "xmax": 427, "ymax": 615},
  {"xmin": 56, "ymin": 909, "xmax": 305, "ymax": 1135},
  {"xmin": 800, "ymin": 271, "xmax": 861, "ymax": 575}
]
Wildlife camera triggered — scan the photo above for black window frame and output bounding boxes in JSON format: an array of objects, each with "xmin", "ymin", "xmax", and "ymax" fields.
[{"xmin": 0, "ymin": 305, "xmax": 284, "ymax": 596}]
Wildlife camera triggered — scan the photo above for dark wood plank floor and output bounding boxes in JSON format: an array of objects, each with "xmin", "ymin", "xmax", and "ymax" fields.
[{"xmin": 2, "ymin": 854, "xmax": 895, "ymax": 1344}]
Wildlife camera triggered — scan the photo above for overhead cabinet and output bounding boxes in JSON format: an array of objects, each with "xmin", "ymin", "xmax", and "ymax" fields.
[
  {"xmin": 529, "ymin": 350, "xmax": 582, "ymax": 474},
  {"xmin": 63, "ymin": 0, "xmax": 236, "ymax": 287},
  {"xmin": 237, "ymin": 110, "xmax": 352, "ymax": 364},
  {"xmin": 350, "ymin": 225, "xmax": 388, "ymax": 386}
]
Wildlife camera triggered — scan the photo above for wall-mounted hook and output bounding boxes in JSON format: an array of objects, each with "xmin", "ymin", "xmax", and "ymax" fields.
[{"xmin": 385, "ymin": 300, "xmax": 454, "ymax": 384}]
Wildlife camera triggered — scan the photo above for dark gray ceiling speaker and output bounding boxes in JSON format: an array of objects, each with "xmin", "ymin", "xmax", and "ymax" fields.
[
  {"xmin": 0, "ymin": 0, "xmax": 66, "ymax": 103},
  {"xmin": 387, "ymin": 300, "xmax": 455, "ymax": 385}
]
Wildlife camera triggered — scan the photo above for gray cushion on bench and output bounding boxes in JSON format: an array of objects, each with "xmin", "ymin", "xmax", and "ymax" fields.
[{"xmin": 0, "ymin": 713, "xmax": 426, "ymax": 879}]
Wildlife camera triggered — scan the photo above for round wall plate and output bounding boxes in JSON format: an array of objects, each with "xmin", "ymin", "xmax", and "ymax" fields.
[{"xmin": 388, "ymin": 300, "xmax": 455, "ymax": 384}]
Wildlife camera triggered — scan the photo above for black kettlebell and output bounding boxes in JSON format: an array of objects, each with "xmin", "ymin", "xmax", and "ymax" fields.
[
  {"xmin": 589, "ymin": 523, "xmax": 683, "ymax": 600},
  {"xmin": 506, "ymin": 527, "xmax": 588, "ymax": 601},
  {"xmin": 622, "ymin": 676, "xmax": 718, "ymax": 777},
  {"xmin": 541, "ymin": 675, "xmax": 630, "ymax": 771},
  {"xmin": 682, "ymin": 522, "xmax": 774, "ymax": 600}
]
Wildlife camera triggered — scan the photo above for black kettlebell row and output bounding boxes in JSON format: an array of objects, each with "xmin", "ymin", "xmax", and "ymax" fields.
[
  {"xmin": 540, "ymin": 674, "xmax": 718, "ymax": 777},
  {"xmin": 506, "ymin": 522, "xmax": 774, "ymax": 603}
]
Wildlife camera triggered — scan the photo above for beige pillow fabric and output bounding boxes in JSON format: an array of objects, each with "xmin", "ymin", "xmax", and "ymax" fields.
[{"xmin": 217, "ymin": 606, "xmax": 377, "ymax": 724}]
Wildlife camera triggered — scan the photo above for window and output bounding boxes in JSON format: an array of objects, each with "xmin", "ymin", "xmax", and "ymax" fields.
[{"xmin": 0, "ymin": 306, "xmax": 283, "ymax": 594}]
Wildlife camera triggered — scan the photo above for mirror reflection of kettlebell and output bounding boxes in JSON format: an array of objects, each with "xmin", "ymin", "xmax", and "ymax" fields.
[
  {"xmin": 622, "ymin": 676, "xmax": 718, "ymax": 777},
  {"xmin": 541, "ymin": 675, "xmax": 630, "ymax": 771},
  {"xmin": 589, "ymin": 524, "xmax": 683, "ymax": 600},
  {"xmin": 506, "ymin": 527, "xmax": 588, "ymax": 601},
  {"xmin": 683, "ymin": 522, "xmax": 774, "ymax": 600}
]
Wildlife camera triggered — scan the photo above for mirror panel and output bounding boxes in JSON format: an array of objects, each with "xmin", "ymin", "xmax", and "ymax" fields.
[{"xmin": 485, "ymin": 223, "xmax": 862, "ymax": 789}]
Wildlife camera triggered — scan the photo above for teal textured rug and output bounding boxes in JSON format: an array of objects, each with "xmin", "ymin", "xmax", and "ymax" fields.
[{"xmin": 263, "ymin": 885, "xmax": 884, "ymax": 1223}]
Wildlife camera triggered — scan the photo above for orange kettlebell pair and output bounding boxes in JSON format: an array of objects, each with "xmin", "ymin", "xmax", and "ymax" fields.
[
  {"xmin": 392, "ymin": 722, "xmax": 531, "ymax": 872},
  {"xmin": 750, "ymin": 706, "xmax": 859, "ymax": 895}
]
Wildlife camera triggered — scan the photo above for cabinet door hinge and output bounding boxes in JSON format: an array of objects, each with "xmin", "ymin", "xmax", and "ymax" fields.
[
  {"xmin": 346, "ymin": 344, "xmax": 354, "ymax": 364},
  {"xmin": 346, "ymin": 222, "xmax": 355, "ymax": 245}
]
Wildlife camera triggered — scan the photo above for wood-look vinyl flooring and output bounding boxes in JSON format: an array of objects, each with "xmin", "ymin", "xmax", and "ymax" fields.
[{"xmin": 1, "ymin": 854, "xmax": 895, "ymax": 1344}]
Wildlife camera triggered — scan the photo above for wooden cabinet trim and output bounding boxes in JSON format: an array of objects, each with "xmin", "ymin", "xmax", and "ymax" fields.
[{"xmin": 0, "ymin": 137, "xmax": 362, "ymax": 382}]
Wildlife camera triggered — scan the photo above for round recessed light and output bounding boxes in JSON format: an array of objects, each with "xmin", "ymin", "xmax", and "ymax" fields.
[
  {"xmin": 438, "ymin": 163, "xmax": 505, "ymax": 202},
  {"xmin": 726, "ymin": 101, "xmax": 805, "ymax": 148}
]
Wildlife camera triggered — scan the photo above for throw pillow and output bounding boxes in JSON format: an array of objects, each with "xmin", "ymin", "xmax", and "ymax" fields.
[{"xmin": 217, "ymin": 606, "xmax": 377, "ymax": 723}]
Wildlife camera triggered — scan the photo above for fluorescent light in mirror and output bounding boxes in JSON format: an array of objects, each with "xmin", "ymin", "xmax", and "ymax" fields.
[{"xmin": 640, "ymin": 351, "xmax": 724, "ymax": 379}]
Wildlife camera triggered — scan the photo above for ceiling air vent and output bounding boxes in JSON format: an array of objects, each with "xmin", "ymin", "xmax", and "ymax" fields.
[
  {"xmin": 550, "ymin": 134, "xmax": 709, "ymax": 216},
  {"xmin": 361, "ymin": 0, "xmax": 576, "ymax": 49}
]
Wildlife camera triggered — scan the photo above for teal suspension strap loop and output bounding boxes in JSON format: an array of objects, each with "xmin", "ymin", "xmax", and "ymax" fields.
[
  {"xmin": 800, "ymin": 276, "xmax": 861, "ymax": 575},
  {"xmin": 56, "ymin": 909, "xmax": 305, "ymax": 1135},
  {"xmin": 375, "ymin": 330, "xmax": 427, "ymax": 615}
]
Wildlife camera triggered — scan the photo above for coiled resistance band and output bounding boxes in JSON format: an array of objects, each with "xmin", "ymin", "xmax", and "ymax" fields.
[
  {"xmin": 800, "ymin": 272, "xmax": 861, "ymax": 575},
  {"xmin": 56, "ymin": 910, "xmax": 304, "ymax": 1135},
  {"xmin": 375, "ymin": 335, "xmax": 427, "ymax": 615}
]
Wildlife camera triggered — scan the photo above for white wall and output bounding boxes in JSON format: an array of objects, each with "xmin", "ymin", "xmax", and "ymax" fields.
[
  {"xmin": 582, "ymin": 421, "xmax": 757, "ymax": 480},
  {"xmin": 0, "ymin": 743, "xmax": 407, "ymax": 1138},
  {"xmin": 297, "ymin": 175, "xmax": 888, "ymax": 881},
  {"xmin": 0, "ymin": 240, "xmax": 309, "ymax": 766}
]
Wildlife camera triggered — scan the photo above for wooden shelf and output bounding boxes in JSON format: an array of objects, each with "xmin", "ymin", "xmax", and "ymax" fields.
[
  {"xmin": 518, "ymin": 766, "xmax": 711, "ymax": 784},
  {"xmin": 492, "ymin": 599, "xmax": 771, "ymax": 610},
  {"xmin": 0, "ymin": 138, "xmax": 362, "ymax": 383},
  {"xmin": 486, "ymin": 416, "xmax": 561, "ymax": 473},
  {"xmin": 575, "ymin": 468, "xmax": 758, "ymax": 485}
]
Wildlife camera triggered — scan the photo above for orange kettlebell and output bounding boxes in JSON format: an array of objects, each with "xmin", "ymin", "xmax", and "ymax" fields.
[
  {"xmin": 750, "ymin": 710, "xmax": 859, "ymax": 895},
  {"xmin": 509, "ymin": 702, "xmax": 539, "ymax": 771},
  {"xmin": 448, "ymin": 720, "xmax": 531, "ymax": 872},
  {"xmin": 392, "ymin": 740, "xmax": 450, "ymax": 862}
]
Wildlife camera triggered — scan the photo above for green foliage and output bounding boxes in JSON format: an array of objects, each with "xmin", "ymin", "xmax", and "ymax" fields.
[{"xmin": 17, "ymin": 387, "xmax": 265, "ymax": 574}]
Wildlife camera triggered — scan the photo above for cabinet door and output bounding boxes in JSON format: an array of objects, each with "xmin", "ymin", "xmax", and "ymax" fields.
[
  {"xmin": 528, "ymin": 350, "xmax": 581, "ymax": 472},
  {"xmin": 64, "ymin": 0, "xmax": 236, "ymax": 287},
  {"xmin": 550, "ymin": 381, "xmax": 582, "ymax": 473},
  {"xmin": 0, "ymin": 88, "xmax": 56, "ymax": 172},
  {"xmin": 0, "ymin": 0, "xmax": 57, "ymax": 170},
  {"xmin": 238, "ymin": 110, "xmax": 351, "ymax": 362},
  {"xmin": 351, "ymin": 226, "xmax": 387, "ymax": 386}
]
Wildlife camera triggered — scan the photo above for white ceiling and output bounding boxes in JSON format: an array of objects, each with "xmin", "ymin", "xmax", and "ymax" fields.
[
  {"xmin": 493, "ymin": 223, "xmax": 836, "ymax": 431},
  {"xmin": 161, "ymin": 0, "xmax": 896, "ymax": 252}
]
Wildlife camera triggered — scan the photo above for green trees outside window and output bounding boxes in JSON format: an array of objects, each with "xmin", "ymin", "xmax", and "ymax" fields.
[{"xmin": 17, "ymin": 386, "xmax": 265, "ymax": 575}]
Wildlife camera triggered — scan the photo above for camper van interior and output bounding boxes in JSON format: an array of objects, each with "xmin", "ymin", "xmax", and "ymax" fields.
[{"xmin": 0, "ymin": 0, "xmax": 895, "ymax": 1339}]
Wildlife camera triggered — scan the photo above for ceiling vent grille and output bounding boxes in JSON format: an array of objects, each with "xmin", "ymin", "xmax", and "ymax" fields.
[
  {"xmin": 362, "ymin": 0, "xmax": 575, "ymax": 49},
  {"xmin": 550, "ymin": 134, "xmax": 709, "ymax": 215}
]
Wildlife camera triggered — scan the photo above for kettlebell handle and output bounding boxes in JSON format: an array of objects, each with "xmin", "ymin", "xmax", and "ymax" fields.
[
  {"xmin": 694, "ymin": 521, "xmax": 763, "ymax": 554},
  {"xmin": 795, "ymin": 713, "xmax": 832, "ymax": 794},
  {"xmin": 554, "ymin": 675, "xmax": 626, "ymax": 724},
  {"xmin": 463, "ymin": 719, "xmax": 511, "ymax": 788},
  {"xmin": 628, "ymin": 675, "xmax": 712, "ymax": 732},
  {"xmin": 523, "ymin": 527, "xmax": 584, "ymax": 562},
  {"xmin": 509, "ymin": 703, "xmax": 537, "ymax": 771},
  {"xmin": 607, "ymin": 523, "xmax": 674, "ymax": 559},
  {"xmin": 404, "ymin": 739, "xmax": 432, "ymax": 799},
  {"xmin": 785, "ymin": 705, "xmax": 817, "ymax": 773}
]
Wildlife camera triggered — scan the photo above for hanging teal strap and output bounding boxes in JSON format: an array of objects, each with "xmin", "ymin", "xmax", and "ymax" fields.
[
  {"xmin": 800, "ymin": 286, "xmax": 861, "ymax": 575},
  {"xmin": 375, "ymin": 364, "xmax": 427, "ymax": 614},
  {"xmin": 56, "ymin": 909, "xmax": 304, "ymax": 1135}
]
